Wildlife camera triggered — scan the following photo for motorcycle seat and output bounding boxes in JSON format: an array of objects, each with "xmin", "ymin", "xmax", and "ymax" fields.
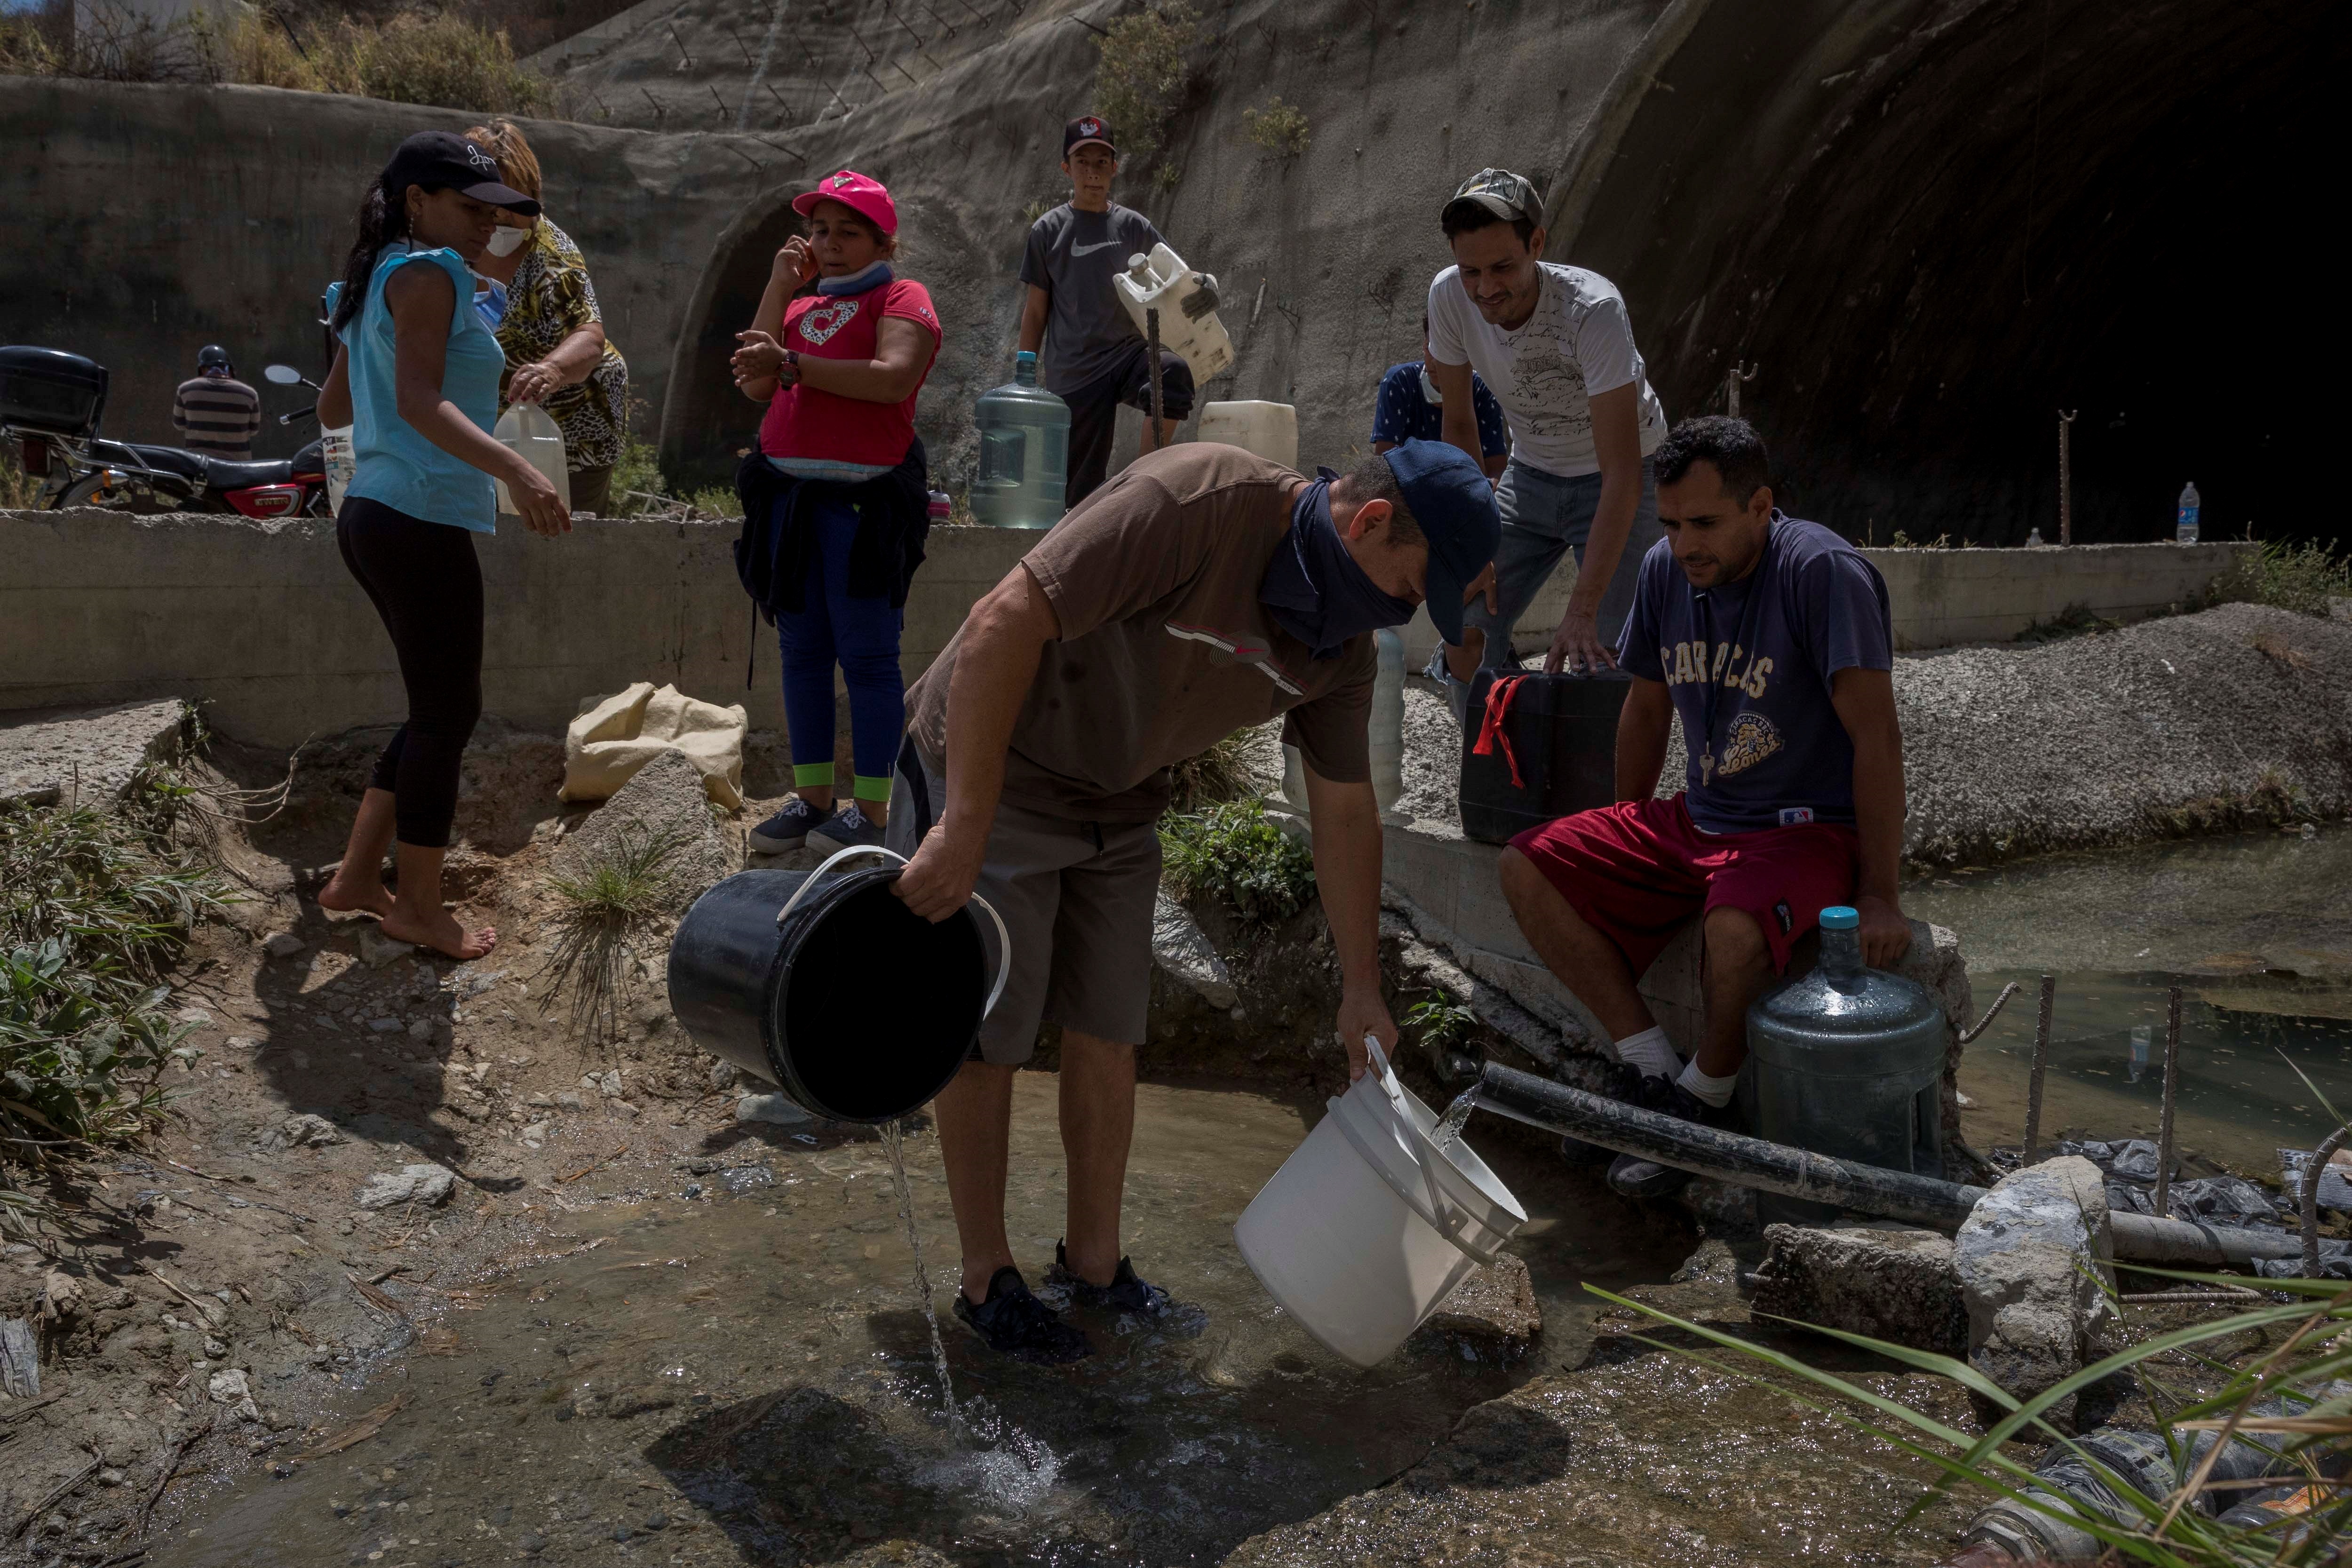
[
  {"xmin": 95, "ymin": 441, "xmax": 209, "ymax": 482},
  {"xmin": 200, "ymin": 456, "xmax": 295, "ymax": 488}
]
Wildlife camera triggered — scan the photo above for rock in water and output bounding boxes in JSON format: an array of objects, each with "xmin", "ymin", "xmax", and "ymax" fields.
[
  {"xmin": 356, "ymin": 1163, "xmax": 458, "ymax": 1210},
  {"xmin": 1751, "ymin": 1224, "xmax": 1967, "ymax": 1356},
  {"xmin": 835, "ymin": 1543, "xmax": 956, "ymax": 1568},
  {"xmin": 1419, "ymin": 1252, "xmax": 1542, "ymax": 1351},
  {"xmin": 551, "ymin": 748, "xmax": 734, "ymax": 914},
  {"xmin": 736, "ymin": 1092, "xmax": 814, "ymax": 1127},
  {"xmin": 1953, "ymin": 1155, "xmax": 2116, "ymax": 1428}
]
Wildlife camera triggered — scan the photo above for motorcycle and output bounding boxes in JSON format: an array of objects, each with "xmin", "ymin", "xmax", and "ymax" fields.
[{"xmin": 1, "ymin": 346, "xmax": 330, "ymax": 518}]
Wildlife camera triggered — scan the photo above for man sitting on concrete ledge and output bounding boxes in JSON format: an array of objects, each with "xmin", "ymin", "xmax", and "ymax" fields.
[{"xmin": 1498, "ymin": 415, "xmax": 1911, "ymax": 1197}]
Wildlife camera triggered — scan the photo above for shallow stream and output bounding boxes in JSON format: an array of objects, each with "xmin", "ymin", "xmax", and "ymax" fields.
[
  {"xmin": 1911, "ymin": 826, "xmax": 2352, "ymax": 1174},
  {"xmin": 169, "ymin": 1076, "xmax": 1685, "ymax": 1566}
]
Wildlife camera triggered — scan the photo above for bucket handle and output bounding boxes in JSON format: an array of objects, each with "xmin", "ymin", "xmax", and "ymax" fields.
[
  {"xmin": 1358, "ymin": 1038, "xmax": 1488, "ymax": 1261},
  {"xmin": 775, "ymin": 845, "xmax": 1013, "ymax": 1019}
]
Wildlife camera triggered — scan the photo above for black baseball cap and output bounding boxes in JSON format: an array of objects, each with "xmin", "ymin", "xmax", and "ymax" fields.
[
  {"xmin": 1382, "ymin": 440, "xmax": 1502, "ymax": 645},
  {"xmin": 1063, "ymin": 115, "xmax": 1116, "ymax": 158},
  {"xmin": 382, "ymin": 130, "xmax": 540, "ymax": 215}
]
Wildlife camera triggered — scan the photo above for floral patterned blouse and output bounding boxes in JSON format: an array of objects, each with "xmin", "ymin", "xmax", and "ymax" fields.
[{"xmin": 494, "ymin": 220, "xmax": 629, "ymax": 472}]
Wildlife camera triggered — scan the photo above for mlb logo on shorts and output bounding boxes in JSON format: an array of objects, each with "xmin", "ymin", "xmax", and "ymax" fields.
[
  {"xmin": 1778, "ymin": 806, "xmax": 1815, "ymax": 826},
  {"xmin": 1774, "ymin": 901, "xmax": 1793, "ymax": 934}
]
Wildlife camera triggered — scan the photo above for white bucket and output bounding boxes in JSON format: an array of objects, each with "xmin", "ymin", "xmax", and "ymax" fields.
[
  {"xmin": 1235, "ymin": 1042, "xmax": 1525, "ymax": 1368},
  {"xmin": 1196, "ymin": 400, "xmax": 1298, "ymax": 470},
  {"xmin": 493, "ymin": 402, "xmax": 570, "ymax": 515}
]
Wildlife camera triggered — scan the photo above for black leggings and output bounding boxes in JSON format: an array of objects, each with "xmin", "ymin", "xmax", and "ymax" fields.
[{"xmin": 336, "ymin": 496, "xmax": 484, "ymax": 850}]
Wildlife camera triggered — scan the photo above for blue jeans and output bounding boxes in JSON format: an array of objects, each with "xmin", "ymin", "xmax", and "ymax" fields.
[
  {"xmin": 1473, "ymin": 456, "xmax": 1661, "ymax": 663},
  {"xmin": 776, "ymin": 497, "xmax": 905, "ymax": 804}
]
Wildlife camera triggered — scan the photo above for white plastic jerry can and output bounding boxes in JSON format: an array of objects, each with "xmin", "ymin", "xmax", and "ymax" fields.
[
  {"xmin": 1112, "ymin": 243, "xmax": 1236, "ymax": 381},
  {"xmin": 1196, "ymin": 401, "xmax": 1298, "ymax": 470},
  {"xmin": 493, "ymin": 402, "xmax": 570, "ymax": 515}
]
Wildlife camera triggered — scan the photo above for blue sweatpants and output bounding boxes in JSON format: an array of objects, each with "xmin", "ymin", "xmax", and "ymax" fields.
[{"xmin": 775, "ymin": 497, "xmax": 905, "ymax": 804}]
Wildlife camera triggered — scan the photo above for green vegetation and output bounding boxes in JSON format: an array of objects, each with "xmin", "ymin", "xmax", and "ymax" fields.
[
  {"xmin": 2, "ymin": 799, "xmax": 222, "ymax": 1232},
  {"xmin": 2, "ymin": 1, "xmax": 556, "ymax": 116},
  {"xmin": 1592, "ymin": 1266, "xmax": 2352, "ymax": 1566},
  {"xmin": 543, "ymin": 821, "xmax": 691, "ymax": 1039},
  {"xmin": 1167, "ymin": 732, "xmax": 1258, "ymax": 814},
  {"xmin": 1160, "ymin": 798, "xmax": 1316, "ymax": 923},
  {"xmin": 1242, "ymin": 95, "xmax": 1311, "ymax": 158},
  {"xmin": 1092, "ymin": 1, "xmax": 1198, "ymax": 158},
  {"xmin": 0, "ymin": 446, "xmax": 42, "ymax": 510},
  {"xmin": 2234, "ymin": 539, "xmax": 2352, "ymax": 618},
  {"xmin": 1403, "ymin": 989, "xmax": 1478, "ymax": 1056}
]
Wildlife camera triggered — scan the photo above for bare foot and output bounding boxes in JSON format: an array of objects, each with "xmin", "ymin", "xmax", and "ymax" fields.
[
  {"xmin": 318, "ymin": 871, "xmax": 397, "ymax": 920},
  {"xmin": 380, "ymin": 907, "xmax": 497, "ymax": 960}
]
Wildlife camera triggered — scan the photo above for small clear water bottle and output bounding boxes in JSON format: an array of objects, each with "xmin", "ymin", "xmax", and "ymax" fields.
[
  {"xmin": 970, "ymin": 350, "xmax": 1070, "ymax": 530},
  {"xmin": 2176, "ymin": 480, "xmax": 2200, "ymax": 543}
]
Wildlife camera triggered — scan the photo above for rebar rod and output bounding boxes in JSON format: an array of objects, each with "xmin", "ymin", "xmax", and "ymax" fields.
[{"xmin": 2155, "ymin": 986, "xmax": 2183, "ymax": 1216}]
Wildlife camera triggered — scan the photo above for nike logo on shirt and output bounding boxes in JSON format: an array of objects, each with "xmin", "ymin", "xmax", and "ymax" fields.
[{"xmin": 1070, "ymin": 239, "xmax": 1127, "ymax": 256}]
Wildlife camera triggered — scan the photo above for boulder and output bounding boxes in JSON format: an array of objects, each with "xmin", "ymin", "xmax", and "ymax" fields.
[
  {"xmin": 1152, "ymin": 891, "xmax": 1238, "ymax": 1010},
  {"xmin": 551, "ymin": 748, "xmax": 735, "ymax": 915},
  {"xmin": 258, "ymin": 1113, "xmax": 344, "ymax": 1152},
  {"xmin": 1953, "ymin": 1155, "xmax": 2116, "ymax": 1427},
  {"xmin": 1419, "ymin": 1252, "xmax": 1542, "ymax": 1352},
  {"xmin": 356, "ymin": 1163, "xmax": 457, "ymax": 1210},
  {"xmin": 1751, "ymin": 1223, "xmax": 1968, "ymax": 1356},
  {"xmin": 0, "ymin": 698, "xmax": 186, "ymax": 811}
]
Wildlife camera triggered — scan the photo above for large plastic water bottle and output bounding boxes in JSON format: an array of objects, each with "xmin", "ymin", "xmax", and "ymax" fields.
[
  {"xmin": 493, "ymin": 402, "xmax": 570, "ymax": 515},
  {"xmin": 969, "ymin": 351, "xmax": 1069, "ymax": 529},
  {"xmin": 2176, "ymin": 480, "xmax": 2200, "ymax": 542}
]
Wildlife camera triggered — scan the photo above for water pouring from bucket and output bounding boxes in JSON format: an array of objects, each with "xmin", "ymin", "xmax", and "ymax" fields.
[{"xmin": 1234, "ymin": 1038, "xmax": 1526, "ymax": 1369}]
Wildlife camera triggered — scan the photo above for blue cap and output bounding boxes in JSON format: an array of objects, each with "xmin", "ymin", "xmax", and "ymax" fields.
[
  {"xmin": 1381, "ymin": 439, "xmax": 1501, "ymax": 645},
  {"xmin": 1819, "ymin": 906, "xmax": 1859, "ymax": 931}
]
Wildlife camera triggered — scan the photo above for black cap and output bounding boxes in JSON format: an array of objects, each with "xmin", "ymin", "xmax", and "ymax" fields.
[
  {"xmin": 381, "ymin": 130, "xmax": 540, "ymax": 216},
  {"xmin": 1063, "ymin": 115, "xmax": 1116, "ymax": 158}
]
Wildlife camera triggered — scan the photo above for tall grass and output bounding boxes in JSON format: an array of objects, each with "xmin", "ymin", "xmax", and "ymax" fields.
[
  {"xmin": 541, "ymin": 820, "xmax": 690, "ymax": 1041},
  {"xmin": 1589, "ymin": 1272, "xmax": 2352, "ymax": 1565},
  {"xmin": 2235, "ymin": 540, "xmax": 2352, "ymax": 619},
  {"xmin": 2, "ymin": 1, "xmax": 556, "ymax": 116}
]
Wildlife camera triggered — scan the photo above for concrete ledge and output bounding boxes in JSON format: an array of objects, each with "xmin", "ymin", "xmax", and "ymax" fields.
[{"xmin": 1867, "ymin": 541, "xmax": 2252, "ymax": 650}]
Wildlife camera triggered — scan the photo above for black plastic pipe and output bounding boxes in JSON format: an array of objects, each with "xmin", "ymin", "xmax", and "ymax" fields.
[{"xmin": 1472, "ymin": 1062, "xmax": 2308, "ymax": 1266}]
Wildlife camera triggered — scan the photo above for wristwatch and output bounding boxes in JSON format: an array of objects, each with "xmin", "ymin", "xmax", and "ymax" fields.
[{"xmin": 783, "ymin": 350, "xmax": 801, "ymax": 374}]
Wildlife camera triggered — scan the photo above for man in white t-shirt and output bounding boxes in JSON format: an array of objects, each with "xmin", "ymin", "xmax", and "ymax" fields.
[{"xmin": 1424, "ymin": 168, "xmax": 1668, "ymax": 690}]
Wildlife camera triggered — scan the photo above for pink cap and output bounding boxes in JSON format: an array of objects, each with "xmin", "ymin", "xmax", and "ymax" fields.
[{"xmin": 792, "ymin": 169, "xmax": 898, "ymax": 235}]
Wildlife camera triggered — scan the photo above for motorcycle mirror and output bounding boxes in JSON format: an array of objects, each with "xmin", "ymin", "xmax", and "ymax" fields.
[{"xmin": 263, "ymin": 364, "xmax": 305, "ymax": 385}]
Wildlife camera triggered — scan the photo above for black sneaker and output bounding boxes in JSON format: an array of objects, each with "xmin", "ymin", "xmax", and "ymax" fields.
[
  {"xmin": 951, "ymin": 1266, "xmax": 1093, "ymax": 1364},
  {"xmin": 1046, "ymin": 1241, "xmax": 1170, "ymax": 1316},
  {"xmin": 810, "ymin": 802, "xmax": 885, "ymax": 851},
  {"xmin": 1605, "ymin": 1075, "xmax": 1724, "ymax": 1198},
  {"xmin": 1560, "ymin": 1060, "xmax": 1647, "ymax": 1167},
  {"xmin": 747, "ymin": 797, "xmax": 829, "ymax": 853}
]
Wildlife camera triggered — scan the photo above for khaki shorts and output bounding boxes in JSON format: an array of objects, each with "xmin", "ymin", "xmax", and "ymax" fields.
[{"xmin": 884, "ymin": 741, "xmax": 1161, "ymax": 1064}]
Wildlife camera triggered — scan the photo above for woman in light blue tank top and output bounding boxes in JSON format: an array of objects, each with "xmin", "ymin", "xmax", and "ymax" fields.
[{"xmin": 313, "ymin": 132, "xmax": 571, "ymax": 963}]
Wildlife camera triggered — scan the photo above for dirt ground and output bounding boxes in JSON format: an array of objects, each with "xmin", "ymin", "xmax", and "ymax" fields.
[{"xmin": 0, "ymin": 733, "xmax": 890, "ymax": 1561}]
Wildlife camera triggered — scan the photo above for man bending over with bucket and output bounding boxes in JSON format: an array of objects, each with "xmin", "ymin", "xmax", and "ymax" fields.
[
  {"xmin": 889, "ymin": 440, "xmax": 1500, "ymax": 1361},
  {"xmin": 1498, "ymin": 417, "xmax": 1910, "ymax": 1198}
]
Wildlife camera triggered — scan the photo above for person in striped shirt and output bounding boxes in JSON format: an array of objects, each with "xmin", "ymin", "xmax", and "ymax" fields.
[{"xmin": 171, "ymin": 346, "xmax": 262, "ymax": 460}]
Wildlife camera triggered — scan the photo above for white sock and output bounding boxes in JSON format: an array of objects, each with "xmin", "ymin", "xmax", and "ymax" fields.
[
  {"xmin": 1611, "ymin": 1025, "xmax": 1681, "ymax": 1080},
  {"xmin": 1677, "ymin": 1059, "xmax": 1739, "ymax": 1110}
]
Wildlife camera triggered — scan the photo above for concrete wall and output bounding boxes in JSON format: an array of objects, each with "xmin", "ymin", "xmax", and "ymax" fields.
[
  {"xmin": 0, "ymin": 507, "xmax": 2252, "ymax": 746},
  {"xmin": 0, "ymin": 79, "xmax": 770, "ymax": 460},
  {"xmin": 0, "ymin": 507, "xmax": 1030, "ymax": 747}
]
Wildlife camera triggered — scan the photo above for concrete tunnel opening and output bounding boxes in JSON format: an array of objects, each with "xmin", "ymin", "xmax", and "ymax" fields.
[{"xmin": 1558, "ymin": 0, "xmax": 2336, "ymax": 546}]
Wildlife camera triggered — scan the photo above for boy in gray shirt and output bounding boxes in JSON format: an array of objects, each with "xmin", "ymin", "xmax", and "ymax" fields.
[{"xmin": 1018, "ymin": 115, "xmax": 1194, "ymax": 506}]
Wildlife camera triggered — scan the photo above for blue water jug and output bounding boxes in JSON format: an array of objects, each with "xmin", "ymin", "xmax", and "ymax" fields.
[
  {"xmin": 1747, "ymin": 906, "xmax": 1945, "ymax": 1218},
  {"xmin": 969, "ymin": 350, "xmax": 1069, "ymax": 529}
]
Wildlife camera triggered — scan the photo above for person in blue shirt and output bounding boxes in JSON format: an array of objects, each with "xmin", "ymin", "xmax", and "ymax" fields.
[
  {"xmin": 1369, "ymin": 312, "xmax": 1509, "ymax": 482},
  {"xmin": 1497, "ymin": 416, "xmax": 1911, "ymax": 1197},
  {"xmin": 313, "ymin": 132, "xmax": 571, "ymax": 962}
]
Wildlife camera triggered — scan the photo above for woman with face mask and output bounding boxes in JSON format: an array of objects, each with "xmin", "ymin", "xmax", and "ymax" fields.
[
  {"xmin": 729, "ymin": 170, "xmax": 942, "ymax": 854},
  {"xmin": 312, "ymin": 131, "xmax": 571, "ymax": 962},
  {"xmin": 462, "ymin": 120, "xmax": 630, "ymax": 517}
]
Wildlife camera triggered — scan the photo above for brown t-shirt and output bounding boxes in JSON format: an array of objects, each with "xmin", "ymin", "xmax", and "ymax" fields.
[{"xmin": 908, "ymin": 444, "xmax": 1376, "ymax": 822}]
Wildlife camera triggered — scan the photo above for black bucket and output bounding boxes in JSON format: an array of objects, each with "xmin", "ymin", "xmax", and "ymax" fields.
[{"xmin": 666, "ymin": 854, "xmax": 1001, "ymax": 1124}]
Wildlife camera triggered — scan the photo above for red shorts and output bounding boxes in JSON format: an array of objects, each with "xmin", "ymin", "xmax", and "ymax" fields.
[{"xmin": 1509, "ymin": 795, "xmax": 1859, "ymax": 977}]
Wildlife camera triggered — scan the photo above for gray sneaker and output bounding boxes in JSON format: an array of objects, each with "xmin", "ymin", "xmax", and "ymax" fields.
[
  {"xmin": 809, "ymin": 802, "xmax": 885, "ymax": 850},
  {"xmin": 747, "ymin": 797, "xmax": 829, "ymax": 854}
]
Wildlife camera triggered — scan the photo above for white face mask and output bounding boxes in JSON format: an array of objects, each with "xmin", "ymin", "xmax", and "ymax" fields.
[{"xmin": 484, "ymin": 223, "xmax": 533, "ymax": 258}]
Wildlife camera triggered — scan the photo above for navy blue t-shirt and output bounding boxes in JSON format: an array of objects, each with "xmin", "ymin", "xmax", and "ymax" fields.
[
  {"xmin": 1369, "ymin": 362, "xmax": 1509, "ymax": 457},
  {"xmin": 1616, "ymin": 514, "xmax": 1892, "ymax": 834}
]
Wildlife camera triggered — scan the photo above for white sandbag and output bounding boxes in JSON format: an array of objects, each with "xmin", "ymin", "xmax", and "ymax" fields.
[{"xmin": 561, "ymin": 681, "xmax": 747, "ymax": 809}]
